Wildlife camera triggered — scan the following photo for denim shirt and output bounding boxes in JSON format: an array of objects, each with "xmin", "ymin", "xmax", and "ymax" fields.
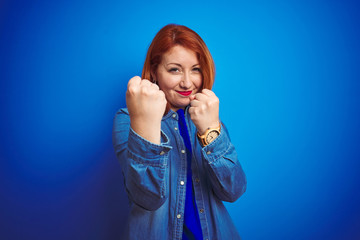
[{"xmin": 112, "ymin": 107, "xmax": 247, "ymax": 240}]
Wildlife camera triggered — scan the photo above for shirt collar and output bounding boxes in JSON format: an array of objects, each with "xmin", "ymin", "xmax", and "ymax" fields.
[{"xmin": 162, "ymin": 105, "xmax": 190, "ymax": 121}]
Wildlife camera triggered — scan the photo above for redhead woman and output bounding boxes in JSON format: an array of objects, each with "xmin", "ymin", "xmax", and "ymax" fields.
[{"xmin": 112, "ymin": 24, "xmax": 247, "ymax": 240}]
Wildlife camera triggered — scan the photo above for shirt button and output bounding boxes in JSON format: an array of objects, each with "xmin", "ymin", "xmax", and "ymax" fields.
[
  {"xmin": 195, "ymin": 178, "xmax": 200, "ymax": 183},
  {"xmin": 174, "ymin": 127, "xmax": 178, "ymax": 130},
  {"xmin": 180, "ymin": 181, "xmax": 185, "ymax": 185},
  {"xmin": 181, "ymin": 150, "xmax": 186, "ymax": 154},
  {"xmin": 206, "ymin": 151, "xmax": 211, "ymax": 155},
  {"xmin": 159, "ymin": 151, "xmax": 165, "ymax": 155},
  {"xmin": 172, "ymin": 114, "xmax": 176, "ymax": 118},
  {"xmin": 177, "ymin": 214, "xmax": 181, "ymax": 219},
  {"xmin": 199, "ymin": 208, "xmax": 204, "ymax": 213}
]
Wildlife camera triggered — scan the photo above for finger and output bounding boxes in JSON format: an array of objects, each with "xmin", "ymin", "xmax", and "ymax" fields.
[
  {"xmin": 158, "ymin": 89, "xmax": 166, "ymax": 98},
  {"xmin": 201, "ymin": 88, "xmax": 215, "ymax": 97},
  {"xmin": 193, "ymin": 92, "xmax": 207, "ymax": 102},
  {"xmin": 128, "ymin": 76, "xmax": 141, "ymax": 87},
  {"xmin": 188, "ymin": 106, "xmax": 195, "ymax": 115},
  {"xmin": 190, "ymin": 99, "xmax": 201, "ymax": 107},
  {"xmin": 140, "ymin": 79, "xmax": 152, "ymax": 87},
  {"xmin": 151, "ymin": 82, "xmax": 160, "ymax": 90}
]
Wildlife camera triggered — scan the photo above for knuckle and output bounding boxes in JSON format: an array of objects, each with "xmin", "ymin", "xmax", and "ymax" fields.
[
  {"xmin": 152, "ymin": 83, "xmax": 159, "ymax": 89},
  {"xmin": 158, "ymin": 90, "xmax": 165, "ymax": 98},
  {"xmin": 205, "ymin": 101, "xmax": 211, "ymax": 108},
  {"xmin": 128, "ymin": 76, "xmax": 141, "ymax": 86},
  {"xmin": 134, "ymin": 76, "xmax": 141, "ymax": 81},
  {"xmin": 127, "ymin": 85, "xmax": 137, "ymax": 94},
  {"xmin": 140, "ymin": 79, "xmax": 150, "ymax": 86},
  {"xmin": 140, "ymin": 86, "xmax": 149, "ymax": 95},
  {"xmin": 209, "ymin": 97, "xmax": 219, "ymax": 106}
]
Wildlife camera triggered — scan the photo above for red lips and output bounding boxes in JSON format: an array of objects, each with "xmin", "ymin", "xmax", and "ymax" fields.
[{"xmin": 176, "ymin": 91, "xmax": 192, "ymax": 96}]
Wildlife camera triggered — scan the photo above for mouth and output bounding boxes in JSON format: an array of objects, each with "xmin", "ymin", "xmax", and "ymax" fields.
[{"xmin": 176, "ymin": 91, "xmax": 192, "ymax": 96}]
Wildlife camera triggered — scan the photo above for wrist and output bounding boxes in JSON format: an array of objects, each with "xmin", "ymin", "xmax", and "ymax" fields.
[
  {"xmin": 197, "ymin": 123, "xmax": 221, "ymax": 147},
  {"xmin": 197, "ymin": 121, "xmax": 221, "ymax": 135},
  {"xmin": 130, "ymin": 120, "xmax": 162, "ymax": 145}
]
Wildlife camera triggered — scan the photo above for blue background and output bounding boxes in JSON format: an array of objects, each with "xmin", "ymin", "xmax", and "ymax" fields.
[{"xmin": 1, "ymin": 0, "xmax": 359, "ymax": 239}]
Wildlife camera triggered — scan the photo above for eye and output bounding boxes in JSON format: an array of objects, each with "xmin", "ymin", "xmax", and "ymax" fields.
[
  {"xmin": 192, "ymin": 67, "xmax": 201, "ymax": 72},
  {"xmin": 169, "ymin": 68, "xmax": 180, "ymax": 73}
]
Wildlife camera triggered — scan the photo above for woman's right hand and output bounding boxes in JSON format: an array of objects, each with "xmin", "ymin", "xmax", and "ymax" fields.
[{"xmin": 126, "ymin": 76, "xmax": 167, "ymax": 144}]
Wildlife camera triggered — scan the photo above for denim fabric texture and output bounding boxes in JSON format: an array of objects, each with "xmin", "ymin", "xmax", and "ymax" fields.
[{"xmin": 112, "ymin": 106, "xmax": 247, "ymax": 240}]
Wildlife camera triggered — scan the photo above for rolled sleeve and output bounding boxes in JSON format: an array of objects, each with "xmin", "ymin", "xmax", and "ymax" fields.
[
  {"xmin": 201, "ymin": 128, "xmax": 232, "ymax": 164},
  {"xmin": 128, "ymin": 127, "xmax": 172, "ymax": 166},
  {"xmin": 112, "ymin": 109, "xmax": 173, "ymax": 210}
]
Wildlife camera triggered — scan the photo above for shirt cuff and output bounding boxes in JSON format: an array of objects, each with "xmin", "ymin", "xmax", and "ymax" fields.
[
  {"xmin": 128, "ymin": 127, "xmax": 172, "ymax": 166},
  {"xmin": 201, "ymin": 128, "xmax": 231, "ymax": 164}
]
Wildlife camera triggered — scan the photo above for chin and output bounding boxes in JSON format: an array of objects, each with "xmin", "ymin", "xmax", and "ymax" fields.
[{"xmin": 180, "ymin": 99, "xmax": 191, "ymax": 106}]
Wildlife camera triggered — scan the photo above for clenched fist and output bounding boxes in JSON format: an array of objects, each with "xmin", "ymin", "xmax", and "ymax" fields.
[
  {"xmin": 126, "ymin": 76, "xmax": 167, "ymax": 144},
  {"xmin": 189, "ymin": 89, "xmax": 220, "ymax": 135}
]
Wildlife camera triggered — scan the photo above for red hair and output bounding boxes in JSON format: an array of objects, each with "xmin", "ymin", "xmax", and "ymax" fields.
[{"xmin": 142, "ymin": 24, "xmax": 215, "ymax": 90}]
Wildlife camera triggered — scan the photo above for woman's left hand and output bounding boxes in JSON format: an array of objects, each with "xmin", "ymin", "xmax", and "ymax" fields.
[{"xmin": 189, "ymin": 89, "xmax": 220, "ymax": 135}]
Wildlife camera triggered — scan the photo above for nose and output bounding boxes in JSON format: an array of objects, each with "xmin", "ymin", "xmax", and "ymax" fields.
[{"xmin": 180, "ymin": 72, "xmax": 192, "ymax": 89}]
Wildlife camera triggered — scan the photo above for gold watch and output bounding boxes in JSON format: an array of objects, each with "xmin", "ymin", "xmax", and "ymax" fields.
[{"xmin": 197, "ymin": 124, "xmax": 221, "ymax": 146}]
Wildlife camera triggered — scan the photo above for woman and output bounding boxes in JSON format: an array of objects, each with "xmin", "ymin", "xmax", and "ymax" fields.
[{"xmin": 112, "ymin": 24, "xmax": 246, "ymax": 240}]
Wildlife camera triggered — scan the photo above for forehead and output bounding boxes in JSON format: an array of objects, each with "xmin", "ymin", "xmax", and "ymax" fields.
[{"xmin": 161, "ymin": 45, "xmax": 198, "ymax": 64}]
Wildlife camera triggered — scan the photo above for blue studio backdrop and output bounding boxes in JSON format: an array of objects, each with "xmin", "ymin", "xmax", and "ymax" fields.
[{"xmin": 1, "ymin": 0, "xmax": 359, "ymax": 239}]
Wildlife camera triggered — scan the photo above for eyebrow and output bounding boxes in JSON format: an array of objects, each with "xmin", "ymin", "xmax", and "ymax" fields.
[{"xmin": 166, "ymin": 63, "xmax": 200, "ymax": 67}]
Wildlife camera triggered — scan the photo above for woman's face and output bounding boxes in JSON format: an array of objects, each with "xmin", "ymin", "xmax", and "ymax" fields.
[{"xmin": 154, "ymin": 45, "xmax": 203, "ymax": 111}]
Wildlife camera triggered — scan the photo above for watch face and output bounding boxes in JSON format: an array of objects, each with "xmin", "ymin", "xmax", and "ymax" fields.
[{"xmin": 206, "ymin": 130, "xmax": 219, "ymax": 144}]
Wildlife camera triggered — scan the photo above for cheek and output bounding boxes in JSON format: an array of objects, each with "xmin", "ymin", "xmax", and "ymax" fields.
[
  {"xmin": 159, "ymin": 75, "xmax": 181, "ymax": 90},
  {"xmin": 195, "ymin": 75, "xmax": 203, "ymax": 88}
]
